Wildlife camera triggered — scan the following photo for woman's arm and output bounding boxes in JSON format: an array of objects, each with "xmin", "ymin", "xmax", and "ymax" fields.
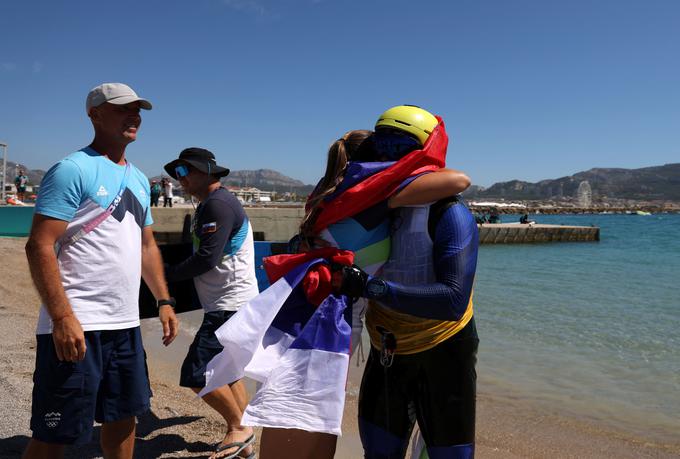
[{"xmin": 387, "ymin": 168, "xmax": 471, "ymax": 209}]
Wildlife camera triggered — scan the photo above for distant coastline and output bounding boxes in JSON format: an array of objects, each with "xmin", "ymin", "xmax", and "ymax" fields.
[{"xmin": 4, "ymin": 160, "xmax": 680, "ymax": 207}]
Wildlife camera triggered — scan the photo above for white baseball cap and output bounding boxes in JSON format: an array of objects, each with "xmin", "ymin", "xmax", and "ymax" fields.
[{"xmin": 86, "ymin": 83, "xmax": 152, "ymax": 114}]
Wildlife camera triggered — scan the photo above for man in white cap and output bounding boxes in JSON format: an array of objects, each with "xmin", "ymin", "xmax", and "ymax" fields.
[{"xmin": 23, "ymin": 83, "xmax": 179, "ymax": 459}]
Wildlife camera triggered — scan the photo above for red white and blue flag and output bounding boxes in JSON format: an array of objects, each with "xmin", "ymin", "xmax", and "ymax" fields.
[
  {"xmin": 200, "ymin": 119, "xmax": 449, "ymax": 434},
  {"xmin": 201, "ymin": 249, "xmax": 354, "ymax": 434}
]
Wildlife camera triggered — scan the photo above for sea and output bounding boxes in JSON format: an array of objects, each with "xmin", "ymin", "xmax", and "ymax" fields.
[
  {"xmin": 3, "ymin": 208, "xmax": 679, "ymax": 442},
  {"xmin": 473, "ymin": 213, "xmax": 680, "ymax": 443}
]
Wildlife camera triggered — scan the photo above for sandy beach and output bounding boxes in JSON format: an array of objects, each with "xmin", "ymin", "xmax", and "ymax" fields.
[{"xmin": 1, "ymin": 236, "xmax": 678, "ymax": 458}]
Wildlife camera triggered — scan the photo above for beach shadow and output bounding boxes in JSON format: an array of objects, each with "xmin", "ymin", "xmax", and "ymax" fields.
[
  {"xmin": 0, "ymin": 435, "xmax": 30, "ymax": 458},
  {"xmin": 136, "ymin": 409, "xmax": 203, "ymax": 437},
  {"xmin": 0, "ymin": 411, "xmax": 213, "ymax": 459},
  {"xmin": 134, "ymin": 433, "xmax": 214, "ymax": 458}
]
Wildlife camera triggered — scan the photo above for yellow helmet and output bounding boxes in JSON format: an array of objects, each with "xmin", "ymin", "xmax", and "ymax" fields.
[{"xmin": 375, "ymin": 105, "xmax": 439, "ymax": 146}]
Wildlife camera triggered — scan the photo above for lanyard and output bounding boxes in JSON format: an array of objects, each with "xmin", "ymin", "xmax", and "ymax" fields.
[{"xmin": 60, "ymin": 162, "xmax": 131, "ymax": 249}]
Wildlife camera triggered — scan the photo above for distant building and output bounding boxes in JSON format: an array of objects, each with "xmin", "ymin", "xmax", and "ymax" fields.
[
  {"xmin": 577, "ymin": 181, "xmax": 592, "ymax": 207},
  {"xmin": 226, "ymin": 186, "xmax": 273, "ymax": 203}
]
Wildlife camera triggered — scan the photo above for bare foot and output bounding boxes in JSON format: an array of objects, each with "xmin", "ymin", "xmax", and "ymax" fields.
[{"xmin": 210, "ymin": 428, "xmax": 255, "ymax": 459}]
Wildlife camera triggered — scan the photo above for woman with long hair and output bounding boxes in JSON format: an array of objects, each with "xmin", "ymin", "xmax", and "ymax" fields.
[{"xmin": 260, "ymin": 107, "xmax": 471, "ymax": 458}]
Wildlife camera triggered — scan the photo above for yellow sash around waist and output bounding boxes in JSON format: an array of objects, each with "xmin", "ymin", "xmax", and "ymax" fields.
[{"xmin": 365, "ymin": 291, "xmax": 474, "ymax": 355}]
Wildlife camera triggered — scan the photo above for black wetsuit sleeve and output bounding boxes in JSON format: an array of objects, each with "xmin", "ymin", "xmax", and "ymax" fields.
[
  {"xmin": 372, "ymin": 203, "xmax": 479, "ymax": 321},
  {"xmin": 165, "ymin": 199, "xmax": 236, "ymax": 281}
]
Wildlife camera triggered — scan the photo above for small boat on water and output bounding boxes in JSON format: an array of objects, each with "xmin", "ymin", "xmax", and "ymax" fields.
[{"xmin": 634, "ymin": 210, "xmax": 652, "ymax": 216}]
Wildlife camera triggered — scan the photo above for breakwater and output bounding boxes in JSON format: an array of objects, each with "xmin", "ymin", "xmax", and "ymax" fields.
[
  {"xmin": 150, "ymin": 207, "xmax": 599, "ymax": 244},
  {"xmin": 151, "ymin": 206, "xmax": 306, "ymax": 243},
  {"xmin": 478, "ymin": 223, "xmax": 599, "ymax": 243}
]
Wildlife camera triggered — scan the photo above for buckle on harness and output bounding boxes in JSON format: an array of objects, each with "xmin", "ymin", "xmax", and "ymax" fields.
[{"xmin": 377, "ymin": 326, "xmax": 396, "ymax": 368}]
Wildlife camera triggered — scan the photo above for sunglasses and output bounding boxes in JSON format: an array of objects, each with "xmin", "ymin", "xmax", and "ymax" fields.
[
  {"xmin": 374, "ymin": 129, "xmax": 422, "ymax": 160},
  {"xmin": 175, "ymin": 164, "xmax": 191, "ymax": 178}
]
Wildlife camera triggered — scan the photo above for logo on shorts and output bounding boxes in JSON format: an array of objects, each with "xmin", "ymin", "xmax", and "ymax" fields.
[
  {"xmin": 97, "ymin": 185, "xmax": 109, "ymax": 197},
  {"xmin": 44, "ymin": 412, "xmax": 61, "ymax": 429}
]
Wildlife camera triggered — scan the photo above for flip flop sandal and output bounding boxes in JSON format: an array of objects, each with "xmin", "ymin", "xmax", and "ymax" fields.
[{"xmin": 213, "ymin": 434, "xmax": 255, "ymax": 459}]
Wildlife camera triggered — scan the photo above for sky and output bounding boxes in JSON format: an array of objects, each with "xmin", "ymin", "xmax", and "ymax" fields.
[{"xmin": 1, "ymin": 0, "xmax": 678, "ymax": 187}]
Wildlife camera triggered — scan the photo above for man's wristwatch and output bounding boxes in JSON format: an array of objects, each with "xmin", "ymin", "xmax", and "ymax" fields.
[
  {"xmin": 156, "ymin": 298, "xmax": 176, "ymax": 309},
  {"xmin": 366, "ymin": 278, "xmax": 388, "ymax": 299}
]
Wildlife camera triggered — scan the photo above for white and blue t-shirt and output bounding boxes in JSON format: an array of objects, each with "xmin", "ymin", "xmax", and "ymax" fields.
[
  {"xmin": 165, "ymin": 187, "xmax": 259, "ymax": 312},
  {"xmin": 34, "ymin": 147, "xmax": 153, "ymax": 334}
]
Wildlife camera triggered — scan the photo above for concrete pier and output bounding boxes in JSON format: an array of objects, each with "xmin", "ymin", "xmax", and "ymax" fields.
[
  {"xmin": 478, "ymin": 223, "xmax": 599, "ymax": 243},
  {"xmin": 151, "ymin": 206, "xmax": 600, "ymax": 244},
  {"xmin": 151, "ymin": 206, "xmax": 305, "ymax": 243}
]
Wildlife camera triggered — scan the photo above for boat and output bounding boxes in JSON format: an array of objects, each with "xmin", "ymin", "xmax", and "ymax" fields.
[{"xmin": 635, "ymin": 210, "xmax": 652, "ymax": 216}]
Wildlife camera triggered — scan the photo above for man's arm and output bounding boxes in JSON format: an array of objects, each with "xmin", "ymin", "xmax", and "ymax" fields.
[
  {"xmin": 165, "ymin": 200, "xmax": 235, "ymax": 282},
  {"xmin": 141, "ymin": 226, "xmax": 179, "ymax": 346},
  {"xmin": 373, "ymin": 203, "xmax": 478, "ymax": 320},
  {"xmin": 25, "ymin": 214, "xmax": 86, "ymax": 362}
]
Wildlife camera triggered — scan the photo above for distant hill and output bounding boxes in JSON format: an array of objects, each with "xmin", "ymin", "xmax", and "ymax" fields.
[
  {"xmin": 6, "ymin": 159, "xmax": 679, "ymax": 202},
  {"xmin": 1, "ymin": 160, "xmax": 47, "ymax": 187},
  {"xmin": 149, "ymin": 169, "xmax": 315, "ymax": 196},
  {"xmin": 221, "ymin": 169, "xmax": 315, "ymax": 195},
  {"xmin": 463, "ymin": 163, "xmax": 680, "ymax": 201},
  {"xmin": 3, "ymin": 162, "xmax": 315, "ymax": 197}
]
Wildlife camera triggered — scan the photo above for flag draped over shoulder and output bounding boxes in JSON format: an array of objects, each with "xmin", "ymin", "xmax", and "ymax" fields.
[
  {"xmin": 201, "ymin": 249, "xmax": 354, "ymax": 435},
  {"xmin": 312, "ymin": 117, "xmax": 449, "ymax": 233},
  {"xmin": 201, "ymin": 119, "xmax": 449, "ymax": 436}
]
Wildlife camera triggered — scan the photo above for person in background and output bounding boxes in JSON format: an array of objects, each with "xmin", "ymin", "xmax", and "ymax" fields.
[
  {"xmin": 162, "ymin": 177, "xmax": 174, "ymax": 207},
  {"xmin": 333, "ymin": 105, "xmax": 480, "ymax": 459},
  {"xmin": 489, "ymin": 209, "xmax": 500, "ymax": 223},
  {"xmin": 150, "ymin": 179, "xmax": 161, "ymax": 207},
  {"xmin": 22, "ymin": 82, "xmax": 178, "ymax": 459},
  {"xmin": 164, "ymin": 148, "xmax": 259, "ymax": 459},
  {"xmin": 15, "ymin": 169, "xmax": 28, "ymax": 201}
]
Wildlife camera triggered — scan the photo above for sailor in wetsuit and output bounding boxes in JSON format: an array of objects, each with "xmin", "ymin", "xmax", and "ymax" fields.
[{"xmin": 333, "ymin": 105, "xmax": 480, "ymax": 459}]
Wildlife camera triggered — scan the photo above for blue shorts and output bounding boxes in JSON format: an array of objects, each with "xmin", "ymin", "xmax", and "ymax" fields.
[
  {"xmin": 30, "ymin": 327, "xmax": 151, "ymax": 445},
  {"xmin": 180, "ymin": 310, "xmax": 235, "ymax": 388}
]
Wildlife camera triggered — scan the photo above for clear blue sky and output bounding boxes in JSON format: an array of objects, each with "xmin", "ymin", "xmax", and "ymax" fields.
[{"xmin": 1, "ymin": 0, "xmax": 678, "ymax": 186}]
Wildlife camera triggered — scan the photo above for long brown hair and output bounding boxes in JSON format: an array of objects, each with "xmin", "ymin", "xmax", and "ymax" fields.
[{"xmin": 299, "ymin": 130, "xmax": 373, "ymax": 241}]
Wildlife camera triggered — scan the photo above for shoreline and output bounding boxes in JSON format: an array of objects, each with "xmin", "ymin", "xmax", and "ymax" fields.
[{"xmin": 1, "ymin": 236, "xmax": 678, "ymax": 458}]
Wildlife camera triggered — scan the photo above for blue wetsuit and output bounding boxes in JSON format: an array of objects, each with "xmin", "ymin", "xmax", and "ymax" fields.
[{"xmin": 359, "ymin": 197, "xmax": 480, "ymax": 459}]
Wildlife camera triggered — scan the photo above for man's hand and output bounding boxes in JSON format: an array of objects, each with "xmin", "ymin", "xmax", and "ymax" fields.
[
  {"xmin": 331, "ymin": 263, "xmax": 369, "ymax": 298},
  {"xmin": 52, "ymin": 313, "xmax": 86, "ymax": 362},
  {"xmin": 158, "ymin": 305, "xmax": 179, "ymax": 346}
]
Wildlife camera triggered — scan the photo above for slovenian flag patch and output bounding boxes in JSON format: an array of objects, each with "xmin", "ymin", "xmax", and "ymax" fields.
[{"xmin": 202, "ymin": 222, "xmax": 217, "ymax": 233}]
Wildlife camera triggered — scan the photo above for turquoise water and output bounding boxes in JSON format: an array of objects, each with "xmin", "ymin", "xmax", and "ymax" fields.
[
  {"xmin": 475, "ymin": 213, "xmax": 680, "ymax": 442},
  {"xmin": 0, "ymin": 206, "xmax": 34, "ymax": 236},
  {"xmin": 5, "ymin": 205, "xmax": 678, "ymax": 441}
]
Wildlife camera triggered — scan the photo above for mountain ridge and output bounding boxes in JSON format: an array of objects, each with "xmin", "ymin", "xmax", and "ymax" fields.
[
  {"xmin": 4, "ymin": 160, "xmax": 679, "ymax": 202},
  {"xmin": 463, "ymin": 163, "xmax": 680, "ymax": 201}
]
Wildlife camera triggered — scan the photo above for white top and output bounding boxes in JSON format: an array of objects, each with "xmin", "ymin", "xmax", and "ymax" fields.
[
  {"xmin": 34, "ymin": 147, "xmax": 153, "ymax": 334},
  {"xmin": 164, "ymin": 181, "xmax": 174, "ymax": 198}
]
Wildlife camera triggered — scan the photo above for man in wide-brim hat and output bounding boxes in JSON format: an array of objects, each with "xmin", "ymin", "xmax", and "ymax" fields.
[
  {"xmin": 163, "ymin": 147, "xmax": 259, "ymax": 459},
  {"xmin": 164, "ymin": 147, "xmax": 230, "ymax": 180}
]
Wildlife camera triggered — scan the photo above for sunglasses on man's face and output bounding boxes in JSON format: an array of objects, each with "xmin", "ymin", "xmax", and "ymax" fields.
[{"xmin": 175, "ymin": 164, "xmax": 191, "ymax": 178}]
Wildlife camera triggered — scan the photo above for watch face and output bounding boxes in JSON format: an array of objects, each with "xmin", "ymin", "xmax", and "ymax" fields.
[{"xmin": 367, "ymin": 279, "xmax": 387, "ymax": 297}]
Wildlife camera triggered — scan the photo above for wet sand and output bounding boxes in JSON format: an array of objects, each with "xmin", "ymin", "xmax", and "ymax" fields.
[{"xmin": 1, "ymin": 236, "xmax": 678, "ymax": 458}]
